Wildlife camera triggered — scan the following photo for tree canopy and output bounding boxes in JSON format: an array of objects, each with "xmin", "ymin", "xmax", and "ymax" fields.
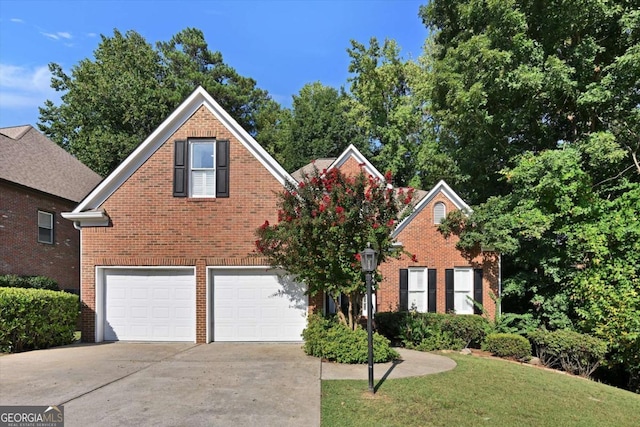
[
  {"xmin": 38, "ymin": 28, "xmax": 272, "ymax": 176},
  {"xmin": 255, "ymin": 167, "xmax": 413, "ymax": 330}
]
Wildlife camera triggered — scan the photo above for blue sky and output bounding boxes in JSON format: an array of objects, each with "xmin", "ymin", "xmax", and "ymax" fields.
[{"xmin": 0, "ymin": 0, "xmax": 428, "ymax": 128}]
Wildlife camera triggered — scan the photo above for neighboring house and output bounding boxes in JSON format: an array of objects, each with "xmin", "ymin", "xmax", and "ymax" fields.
[
  {"xmin": 293, "ymin": 146, "xmax": 500, "ymax": 320},
  {"xmin": 64, "ymin": 86, "xmax": 498, "ymax": 344},
  {"xmin": 0, "ymin": 125, "xmax": 102, "ymax": 292}
]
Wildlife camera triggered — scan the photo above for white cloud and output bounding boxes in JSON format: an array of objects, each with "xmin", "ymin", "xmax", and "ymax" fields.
[
  {"xmin": 0, "ymin": 64, "xmax": 57, "ymax": 109},
  {"xmin": 41, "ymin": 31, "xmax": 73, "ymax": 41},
  {"xmin": 87, "ymin": 32, "xmax": 97, "ymax": 38},
  {"xmin": 10, "ymin": 18, "xmax": 24, "ymax": 23}
]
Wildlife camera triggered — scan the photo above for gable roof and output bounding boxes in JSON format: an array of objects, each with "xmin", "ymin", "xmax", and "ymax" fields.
[
  {"xmin": 291, "ymin": 158, "xmax": 335, "ymax": 181},
  {"xmin": 71, "ymin": 86, "xmax": 295, "ymax": 214},
  {"xmin": 0, "ymin": 125, "xmax": 102, "ymax": 202},
  {"xmin": 290, "ymin": 144, "xmax": 385, "ymax": 183},
  {"xmin": 392, "ymin": 180, "xmax": 471, "ymax": 238}
]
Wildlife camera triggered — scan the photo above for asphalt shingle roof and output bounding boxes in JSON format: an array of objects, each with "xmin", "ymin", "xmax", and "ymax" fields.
[{"xmin": 0, "ymin": 125, "xmax": 102, "ymax": 202}]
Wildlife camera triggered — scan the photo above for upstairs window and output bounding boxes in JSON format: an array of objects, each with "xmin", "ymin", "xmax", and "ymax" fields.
[
  {"xmin": 38, "ymin": 210, "xmax": 54, "ymax": 244},
  {"xmin": 190, "ymin": 141, "xmax": 216, "ymax": 197},
  {"xmin": 173, "ymin": 139, "xmax": 229, "ymax": 198},
  {"xmin": 434, "ymin": 202, "xmax": 446, "ymax": 224}
]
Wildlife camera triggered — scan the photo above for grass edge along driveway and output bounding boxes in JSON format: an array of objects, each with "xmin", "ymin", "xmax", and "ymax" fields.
[{"xmin": 322, "ymin": 353, "xmax": 640, "ymax": 427}]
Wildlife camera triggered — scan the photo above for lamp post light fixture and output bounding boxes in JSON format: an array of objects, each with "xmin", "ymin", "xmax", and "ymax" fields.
[{"xmin": 360, "ymin": 245, "xmax": 378, "ymax": 394}]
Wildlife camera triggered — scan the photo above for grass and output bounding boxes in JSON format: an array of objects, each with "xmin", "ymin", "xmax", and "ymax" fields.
[{"xmin": 321, "ymin": 353, "xmax": 640, "ymax": 427}]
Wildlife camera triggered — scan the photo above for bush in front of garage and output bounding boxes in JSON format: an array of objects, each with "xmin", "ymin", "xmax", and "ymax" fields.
[
  {"xmin": 302, "ymin": 314, "xmax": 399, "ymax": 364},
  {"xmin": 0, "ymin": 274, "xmax": 59, "ymax": 291},
  {"xmin": 0, "ymin": 287, "xmax": 79, "ymax": 353}
]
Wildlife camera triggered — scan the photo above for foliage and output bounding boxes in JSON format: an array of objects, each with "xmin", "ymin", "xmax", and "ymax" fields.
[
  {"xmin": 38, "ymin": 28, "xmax": 272, "ymax": 176},
  {"xmin": 0, "ymin": 275, "xmax": 59, "ymax": 291},
  {"xmin": 375, "ymin": 311, "xmax": 486, "ymax": 350},
  {"xmin": 421, "ymin": 0, "xmax": 639, "ymax": 204},
  {"xmin": 0, "ymin": 288, "xmax": 79, "ymax": 353},
  {"xmin": 529, "ymin": 329, "xmax": 608, "ymax": 378},
  {"xmin": 482, "ymin": 333, "xmax": 532, "ymax": 361},
  {"xmin": 347, "ymin": 37, "xmax": 460, "ymax": 188},
  {"xmin": 322, "ymin": 354, "xmax": 640, "ymax": 427},
  {"xmin": 255, "ymin": 167, "xmax": 414, "ymax": 329},
  {"xmin": 441, "ymin": 314, "xmax": 488, "ymax": 348},
  {"xmin": 302, "ymin": 314, "xmax": 399, "ymax": 364},
  {"xmin": 273, "ymin": 82, "xmax": 369, "ymax": 172}
]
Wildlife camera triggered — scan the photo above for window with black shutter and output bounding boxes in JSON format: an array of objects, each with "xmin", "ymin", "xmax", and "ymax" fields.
[{"xmin": 173, "ymin": 139, "xmax": 230, "ymax": 198}]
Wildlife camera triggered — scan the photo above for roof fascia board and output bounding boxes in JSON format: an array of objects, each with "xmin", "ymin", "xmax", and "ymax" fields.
[
  {"xmin": 392, "ymin": 180, "xmax": 471, "ymax": 238},
  {"xmin": 73, "ymin": 87, "xmax": 294, "ymax": 213}
]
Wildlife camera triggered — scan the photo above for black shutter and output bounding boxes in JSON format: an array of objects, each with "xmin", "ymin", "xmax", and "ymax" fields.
[
  {"xmin": 445, "ymin": 269, "xmax": 454, "ymax": 313},
  {"xmin": 399, "ymin": 269, "xmax": 408, "ymax": 311},
  {"xmin": 216, "ymin": 140, "xmax": 229, "ymax": 198},
  {"xmin": 173, "ymin": 140, "xmax": 188, "ymax": 197},
  {"xmin": 428, "ymin": 269, "xmax": 437, "ymax": 313},
  {"xmin": 474, "ymin": 269, "xmax": 483, "ymax": 315}
]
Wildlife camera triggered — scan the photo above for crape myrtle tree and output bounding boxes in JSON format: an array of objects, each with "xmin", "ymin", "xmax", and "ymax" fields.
[{"xmin": 255, "ymin": 167, "xmax": 415, "ymax": 330}]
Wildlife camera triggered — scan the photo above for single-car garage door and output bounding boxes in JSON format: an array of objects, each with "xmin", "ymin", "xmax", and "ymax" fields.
[
  {"xmin": 212, "ymin": 270, "xmax": 307, "ymax": 341},
  {"xmin": 104, "ymin": 269, "xmax": 195, "ymax": 341}
]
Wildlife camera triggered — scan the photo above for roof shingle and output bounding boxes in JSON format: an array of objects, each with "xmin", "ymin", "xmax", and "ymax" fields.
[{"xmin": 0, "ymin": 125, "xmax": 102, "ymax": 202}]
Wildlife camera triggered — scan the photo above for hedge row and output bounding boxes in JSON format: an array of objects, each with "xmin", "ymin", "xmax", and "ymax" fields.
[
  {"xmin": 0, "ymin": 274, "xmax": 59, "ymax": 291},
  {"xmin": 0, "ymin": 288, "xmax": 79, "ymax": 352},
  {"xmin": 529, "ymin": 329, "xmax": 607, "ymax": 377}
]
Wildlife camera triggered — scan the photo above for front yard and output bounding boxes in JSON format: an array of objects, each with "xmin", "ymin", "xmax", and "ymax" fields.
[{"xmin": 322, "ymin": 353, "xmax": 640, "ymax": 426}]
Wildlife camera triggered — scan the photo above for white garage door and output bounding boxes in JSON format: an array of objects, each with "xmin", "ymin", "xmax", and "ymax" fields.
[
  {"xmin": 212, "ymin": 270, "xmax": 307, "ymax": 341},
  {"xmin": 104, "ymin": 269, "xmax": 195, "ymax": 341}
]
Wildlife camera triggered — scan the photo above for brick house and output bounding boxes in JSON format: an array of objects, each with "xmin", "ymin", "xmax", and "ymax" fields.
[
  {"xmin": 64, "ymin": 87, "xmax": 498, "ymax": 343},
  {"xmin": 0, "ymin": 125, "xmax": 102, "ymax": 292},
  {"xmin": 293, "ymin": 146, "xmax": 500, "ymax": 320}
]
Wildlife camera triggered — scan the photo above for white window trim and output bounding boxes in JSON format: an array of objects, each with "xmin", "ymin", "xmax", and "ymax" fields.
[
  {"xmin": 37, "ymin": 210, "xmax": 54, "ymax": 244},
  {"xmin": 454, "ymin": 267, "xmax": 474, "ymax": 315},
  {"xmin": 434, "ymin": 202, "xmax": 446, "ymax": 224},
  {"xmin": 189, "ymin": 140, "xmax": 216, "ymax": 198},
  {"xmin": 408, "ymin": 267, "xmax": 428, "ymax": 312}
]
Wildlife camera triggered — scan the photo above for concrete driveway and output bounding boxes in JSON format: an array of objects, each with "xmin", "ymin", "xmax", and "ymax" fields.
[{"xmin": 0, "ymin": 342, "xmax": 321, "ymax": 426}]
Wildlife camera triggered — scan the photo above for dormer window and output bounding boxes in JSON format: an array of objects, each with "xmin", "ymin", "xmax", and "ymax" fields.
[{"xmin": 434, "ymin": 202, "xmax": 446, "ymax": 224}]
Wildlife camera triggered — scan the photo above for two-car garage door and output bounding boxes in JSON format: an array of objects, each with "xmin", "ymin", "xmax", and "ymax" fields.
[{"xmin": 102, "ymin": 268, "xmax": 307, "ymax": 342}]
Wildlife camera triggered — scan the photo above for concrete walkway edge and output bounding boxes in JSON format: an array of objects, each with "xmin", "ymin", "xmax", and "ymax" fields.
[{"xmin": 320, "ymin": 348, "xmax": 456, "ymax": 380}]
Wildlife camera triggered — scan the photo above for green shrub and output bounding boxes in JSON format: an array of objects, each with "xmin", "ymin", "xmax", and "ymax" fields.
[
  {"xmin": 441, "ymin": 314, "xmax": 488, "ymax": 348},
  {"xmin": 483, "ymin": 333, "xmax": 532, "ymax": 361},
  {"xmin": 302, "ymin": 314, "xmax": 399, "ymax": 364},
  {"xmin": 376, "ymin": 311, "xmax": 487, "ymax": 350},
  {"xmin": 0, "ymin": 275, "xmax": 59, "ymax": 291},
  {"xmin": 0, "ymin": 287, "xmax": 78, "ymax": 352},
  {"xmin": 415, "ymin": 329, "xmax": 465, "ymax": 352},
  {"xmin": 528, "ymin": 329, "xmax": 607, "ymax": 378}
]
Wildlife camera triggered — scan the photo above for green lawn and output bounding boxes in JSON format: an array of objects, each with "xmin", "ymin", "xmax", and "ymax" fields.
[{"xmin": 322, "ymin": 353, "xmax": 640, "ymax": 427}]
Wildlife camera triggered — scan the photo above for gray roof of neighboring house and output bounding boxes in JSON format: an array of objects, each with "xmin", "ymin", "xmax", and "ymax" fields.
[
  {"xmin": 0, "ymin": 125, "xmax": 103, "ymax": 202},
  {"xmin": 291, "ymin": 158, "xmax": 336, "ymax": 182}
]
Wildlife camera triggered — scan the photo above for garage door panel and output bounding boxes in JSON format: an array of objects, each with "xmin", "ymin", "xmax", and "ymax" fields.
[
  {"xmin": 212, "ymin": 271, "xmax": 307, "ymax": 342},
  {"xmin": 104, "ymin": 269, "xmax": 195, "ymax": 342}
]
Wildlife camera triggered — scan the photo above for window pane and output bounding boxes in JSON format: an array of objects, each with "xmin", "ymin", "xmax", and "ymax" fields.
[
  {"xmin": 192, "ymin": 143, "xmax": 214, "ymax": 169},
  {"xmin": 434, "ymin": 202, "xmax": 446, "ymax": 224},
  {"xmin": 38, "ymin": 227, "xmax": 53, "ymax": 244},
  {"xmin": 191, "ymin": 170, "xmax": 215, "ymax": 196},
  {"xmin": 408, "ymin": 292, "xmax": 426, "ymax": 312},
  {"xmin": 454, "ymin": 268, "xmax": 474, "ymax": 314},
  {"xmin": 38, "ymin": 211, "xmax": 53, "ymax": 228}
]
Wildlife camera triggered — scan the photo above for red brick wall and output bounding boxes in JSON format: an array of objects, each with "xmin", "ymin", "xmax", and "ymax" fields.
[
  {"xmin": 0, "ymin": 181, "xmax": 80, "ymax": 291},
  {"xmin": 331, "ymin": 158, "xmax": 499, "ymax": 320},
  {"xmin": 80, "ymin": 106, "xmax": 285, "ymax": 342},
  {"xmin": 377, "ymin": 195, "xmax": 499, "ymax": 319}
]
